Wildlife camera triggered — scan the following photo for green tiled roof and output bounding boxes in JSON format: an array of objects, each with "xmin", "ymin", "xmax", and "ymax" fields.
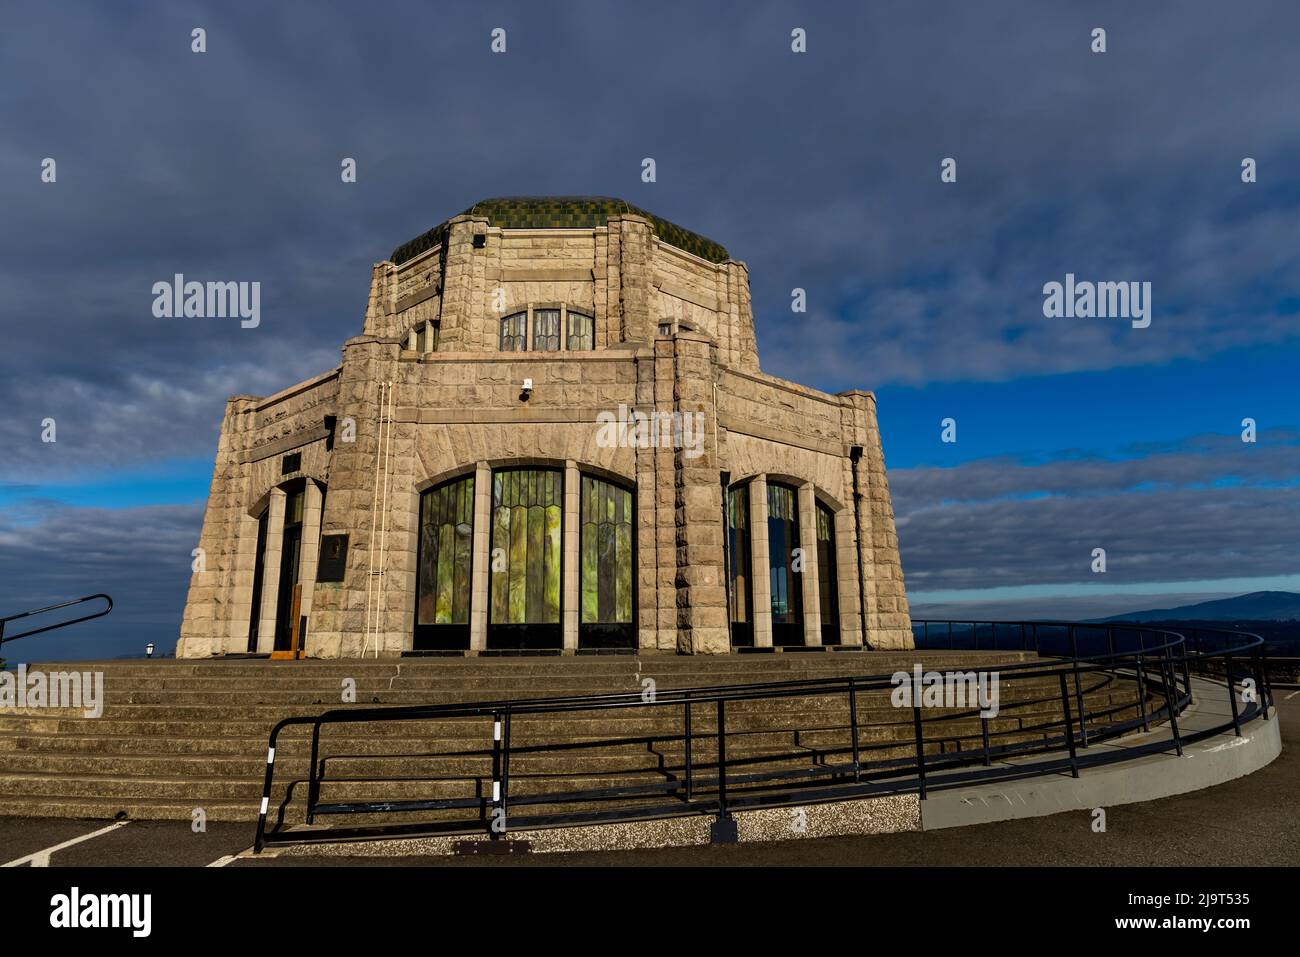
[{"xmin": 389, "ymin": 196, "xmax": 730, "ymax": 266}]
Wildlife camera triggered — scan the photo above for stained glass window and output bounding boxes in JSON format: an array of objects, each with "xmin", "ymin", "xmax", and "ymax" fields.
[
  {"xmin": 728, "ymin": 483, "xmax": 753, "ymax": 646},
  {"xmin": 490, "ymin": 469, "xmax": 563, "ymax": 625},
  {"xmin": 767, "ymin": 482, "xmax": 804, "ymax": 645},
  {"xmin": 417, "ymin": 475, "xmax": 474, "ymax": 626},
  {"xmin": 580, "ymin": 476, "xmax": 633, "ymax": 625},
  {"xmin": 499, "ymin": 312, "xmax": 527, "ymax": 351},
  {"xmin": 816, "ymin": 502, "xmax": 840, "ymax": 645},
  {"xmin": 567, "ymin": 311, "xmax": 594, "ymax": 350},
  {"xmin": 533, "ymin": 309, "xmax": 561, "ymax": 351}
]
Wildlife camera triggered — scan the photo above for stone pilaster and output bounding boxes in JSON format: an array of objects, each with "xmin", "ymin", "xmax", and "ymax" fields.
[
  {"xmin": 562, "ymin": 459, "xmax": 580, "ymax": 651},
  {"xmin": 671, "ymin": 331, "xmax": 729, "ymax": 654},
  {"xmin": 256, "ymin": 488, "xmax": 287, "ymax": 653},
  {"xmin": 749, "ymin": 474, "xmax": 772, "ymax": 648},
  {"xmin": 612, "ymin": 217, "xmax": 654, "ymax": 345},
  {"xmin": 469, "ymin": 461, "xmax": 492, "ymax": 651},
  {"xmin": 798, "ymin": 482, "xmax": 822, "ymax": 646},
  {"xmin": 297, "ymin": 480, "xmax": 324, "ymax": 636}
]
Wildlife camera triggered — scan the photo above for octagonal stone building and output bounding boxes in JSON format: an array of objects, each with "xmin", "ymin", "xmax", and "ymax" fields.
[{"xmin": 176, "ymin": 197, "xmax": 912, "ymax": 658}]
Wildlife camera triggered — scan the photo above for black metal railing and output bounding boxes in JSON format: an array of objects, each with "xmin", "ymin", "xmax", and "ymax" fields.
[
  {"xmin": 0, "ymin": 594, "xmax": 113, "ymax": 646},
  {"xmin": 252, "ymin": 620, "xmax": 1272, "ymax": 852}
]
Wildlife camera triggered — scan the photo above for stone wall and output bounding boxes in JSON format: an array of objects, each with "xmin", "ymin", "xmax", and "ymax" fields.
[{"xmin": 176, "ymin": 206, "xmax": 911, "ymax": 657}]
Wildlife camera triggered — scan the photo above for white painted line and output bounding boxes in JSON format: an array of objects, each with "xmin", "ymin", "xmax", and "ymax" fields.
[
  {"xmin": 1285, "ymin": 690, "xmax": 1299, "ymax": 701},
  {"xmin": 208, "ymin": 845, "xmax": 259, "ymax": 867},
  {"xmin": 2, "ymin": 820, "xmax": 130, "ymax": 868}
]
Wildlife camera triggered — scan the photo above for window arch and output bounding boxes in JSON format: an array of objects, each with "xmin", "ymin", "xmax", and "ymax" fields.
[
  {"xmin": 579, "ymin": 474, "xmax": 634, "ymax": 648},
  {"xmin": 489, "ymin": 467, "xmax": 563, "ymax": 648},
  {"xmin": 533, "ymin": 309, "xmax": 561, "ymax": 350},
  {"xmin": 496, "ymin": 306, "xmax": 596, "ymax": 352},
  {"xmin": 414, "ymin": 474, "xmax": 475, "ymax": 650},
  {"xmin": 567, "ymin": 311, "xmax": 594, "ymax": 350},
  {"xmin": 816, "ymin": 501, "xmax": 840, "ymax": 645},
  {"xmin": 499, "ymin": 312, "xmax": 527, "ymax": 351}
]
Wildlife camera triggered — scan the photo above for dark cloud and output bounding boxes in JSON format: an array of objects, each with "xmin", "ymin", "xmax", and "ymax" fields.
[
  {"xmin": 4, "ymin": 2, "xmax": 1300, "ymax": 480},
  {"xmin": 1, "ymin": 3, "xmax": 1298, "ymax": 642},
  {"xmin": 893, "ymin": 436, "xmax": 1300, "ymax": 593},
  {"xmin": 0, "ymin": 502, "xmax": 199, "ymax": 661}
]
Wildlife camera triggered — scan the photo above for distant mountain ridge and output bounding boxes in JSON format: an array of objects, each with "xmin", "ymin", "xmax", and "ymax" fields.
[{"xmin": 1096, "ymin": 590, "xmax": 1300, "ymax": 623}]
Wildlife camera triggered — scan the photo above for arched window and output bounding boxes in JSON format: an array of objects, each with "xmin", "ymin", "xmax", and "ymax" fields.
[
  {"xmin": 579, "ymin": 475, "xmax": 634, "ymax": 648},
  {"xmin": 567, "ymin": 311, "xmax": 594, "ymax": 350},
  {"xmin": 816, "ymin": 502, "xmax": 840, "ymax": 645},
  {"xmin": 727, "ymin": 483, "xmax": 753, "ymax": 647},
  {"xmin": 499, "ymin": 312, "xmax": 526, "ymax": 351},
  {"xmin": 414, "ymin": 474, "xmax": 475, "ymax": 650},
  {"xmin": 407, "ymin": 321, "xmax": 438, "ymax": 353},
  {"xmin": 489, "ymin": 468, "xmax": 563, "ymax": 648},
  {"xmin": 533, "ymin": 309, "xmax": 561, "ymax": 350},
  {"xmin": 767, "ymin": 482, "xmax": 804, "ymax": 646}
]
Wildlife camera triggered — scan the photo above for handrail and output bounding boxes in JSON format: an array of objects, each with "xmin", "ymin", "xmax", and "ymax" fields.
[
  {"xmin": 252, "ymin": 620, "xmax": 1272, "ymax": 852},
  {"xmin": 0, "ymin": 594, "xmax": 113, "ymax": 646}
]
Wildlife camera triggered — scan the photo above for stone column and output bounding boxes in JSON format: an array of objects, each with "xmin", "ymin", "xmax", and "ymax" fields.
[
  {"xmin": 798, "ymin": 482, "xmax": 822, "ymax": 647},
  {"xmin": 256, "ymin": 488, "xmax": 287, "ymax": 653},
  {"xmin": 563, "ymin": 460, "xmax": 581, "ymax": 652},
  {"xmin": 227, "ymin": 511, "xmax": 261, "ymax": 654},
  {"xmin": 670, "ymin": 333, "xmax": 729, "ymax": 654},
  {"xmin": 296, "ymin": 481, "xmax": 324, "ymax": 644},
  {"xmin": 749, "ymin": 475, "xmax": 772, "ymax": 648},
  {"xmin": 469, "ymin": 462, "xmax": 492, "ymax": 652},
  {"xmin": 835, "ymin": 494, "xmax": 863, "ymax": 647}
]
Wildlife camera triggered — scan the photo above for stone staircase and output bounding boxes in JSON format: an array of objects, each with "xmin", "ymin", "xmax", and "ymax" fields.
[{"xmin": 0, "ymin": 652, "xmax": 1153, "ymax": 827}]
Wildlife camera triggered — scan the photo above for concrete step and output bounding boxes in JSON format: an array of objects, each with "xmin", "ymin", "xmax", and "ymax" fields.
[{"xmin": 0, "ymin": 653, "xmax": 1150, "ymax": 823}]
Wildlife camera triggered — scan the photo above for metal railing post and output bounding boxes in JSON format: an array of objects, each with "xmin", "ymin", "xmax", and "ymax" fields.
[
  {"xmin": 912, "ymin": 704, "xmax": 927, "ymax": 798},
  {"xmin": 1225, "ymin": 654, "xmax": 1241, "ymax": 736},
  {"xmin": 490, "ymin": 710, "xmax": 502, "ymax": 839},
  {"xmin": 305, "ymin": 722, "xmax": 321, "ymax": 825},
  {"xmin": 1135, "ymin": 654, "xmax": 1149, "ymax": 732},
  {"xmin": 253, "ymin": 725, "xmax": 284, "ymax": 854},
  {"xmin": 1069, "ymin": 626, "xmax": 1088, "ymax": 748},
  {"xmin": 1058, "ymin": 673, "xmax": 1079, "ymax": 778},
  {"xmin": 1252, "ymin": 648, "xmax": 1270, "ymax": 720},
  {"xmin": 848, "ymin": 679, "xmax": 861, "ymax": 783},
  {"xmin": 501, "ymin": 708, "xmax": 512, "ymax": 822},
  {"xmin": 980, "ymin": 715, "xmax": 991, "ymax": 766},
  {"xmin": 1161, "ymin": 654, "xmax": 1183, "ymax": 756},
  {"xmin": 684, "ymin": 692, "xmax": 693, "ymax": 800},
  {"xmin": 716, "ymin": 698, "xmax": 729, "ymax": 819}
]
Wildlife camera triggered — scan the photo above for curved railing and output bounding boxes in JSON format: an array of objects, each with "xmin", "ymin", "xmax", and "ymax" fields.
[
  {"xmin": 0, "ymin": 594, "xmax": 113, "ymax": 646},
  {"xmin": 252, "ymin": 620, "xmax": 1273, "ymax": 852}
]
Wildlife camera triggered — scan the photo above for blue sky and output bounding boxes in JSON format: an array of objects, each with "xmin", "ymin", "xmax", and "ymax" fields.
[{"xmin": 2, "ymin": 1, "xmax": 1298, "ymax": 659}]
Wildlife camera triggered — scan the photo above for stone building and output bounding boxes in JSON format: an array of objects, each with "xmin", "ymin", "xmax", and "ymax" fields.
[{"xmin": 176, "ymin": 197, "xmax": 911, "ymax": 658}]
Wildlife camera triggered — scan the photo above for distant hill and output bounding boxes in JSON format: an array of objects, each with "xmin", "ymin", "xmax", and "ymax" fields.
[{"xmin": 1097, "ymin": 591, "xmax": 1300, "ymax": 623}]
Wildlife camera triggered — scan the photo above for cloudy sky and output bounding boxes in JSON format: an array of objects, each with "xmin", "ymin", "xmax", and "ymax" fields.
[{"xmin": 2, "ymin": 1, "xmax": 1298, "ymax": 659}]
